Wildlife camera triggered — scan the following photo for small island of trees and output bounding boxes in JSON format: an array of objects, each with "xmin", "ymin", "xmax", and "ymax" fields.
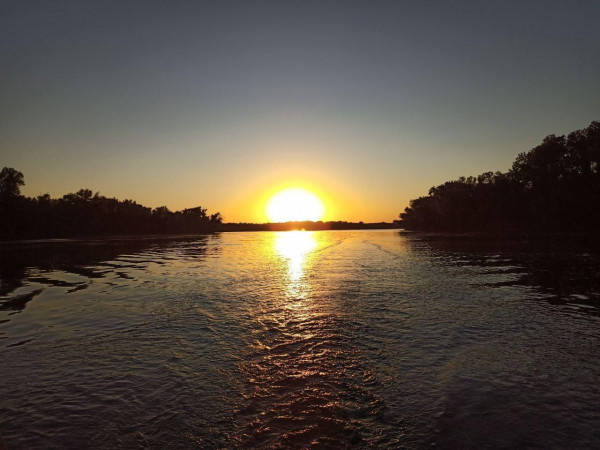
[{"xmin": 399, "ymin": 121, "xmax": 600, "ymax": 232}]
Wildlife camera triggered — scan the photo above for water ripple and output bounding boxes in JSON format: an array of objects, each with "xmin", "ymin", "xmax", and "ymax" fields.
[{"xmin": 0, "ymin": 232, "xmax": 599, "ymax": 448}]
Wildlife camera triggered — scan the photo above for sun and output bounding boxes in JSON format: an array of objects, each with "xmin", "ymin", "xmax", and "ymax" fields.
[{"xmin": 266, "ymin": 188, "xmax": 325, "ymax": 222}]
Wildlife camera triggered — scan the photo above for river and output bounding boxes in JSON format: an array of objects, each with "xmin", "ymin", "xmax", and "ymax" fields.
[{"xmin": 1, "ymin": 230, "xmax": 598, "ymax": 448}]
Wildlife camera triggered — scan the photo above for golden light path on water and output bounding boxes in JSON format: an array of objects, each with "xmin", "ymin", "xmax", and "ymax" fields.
[
  {"xmin": 239, "ymin": 230, "xmax": 393, "ymax": 447},
  {"xmin": 273, "ymin": 230, "xmax": 317, "ymax": 299}
]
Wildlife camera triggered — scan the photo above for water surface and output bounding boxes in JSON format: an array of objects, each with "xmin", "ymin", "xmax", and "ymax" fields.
[{"xmin": 1, "ymin": 231, "xmax": 599, "ymax": 448}]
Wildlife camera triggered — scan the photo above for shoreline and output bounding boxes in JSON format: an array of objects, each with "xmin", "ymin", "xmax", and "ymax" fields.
[{"xmin": 0, "ymin": 222, "xmax": 401, "ymax": 244}]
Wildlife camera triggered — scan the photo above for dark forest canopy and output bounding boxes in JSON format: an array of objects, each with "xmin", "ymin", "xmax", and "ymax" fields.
[
  {"xmin": 0, "ymin": 175, "xmax": 223, "ymax": 239},
  {"xmin": 399, "ymin": 121, "xmax": 600, "ymax": 232}
]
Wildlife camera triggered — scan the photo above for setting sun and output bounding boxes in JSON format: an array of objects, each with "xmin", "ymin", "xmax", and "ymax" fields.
[{"xmin": 266, "ymin": 188, "xmax": 325, "ymax": 222}]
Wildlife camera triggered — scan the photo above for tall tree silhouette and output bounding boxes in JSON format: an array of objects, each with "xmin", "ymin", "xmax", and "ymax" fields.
[{"xmin": 0, "ymin": 167, "xmax": 25, "ymax": 199}]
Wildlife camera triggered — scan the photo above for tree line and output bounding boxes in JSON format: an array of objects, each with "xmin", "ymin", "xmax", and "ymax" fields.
[
  {"xmin": 399, "ymin": 121, "xmax": 600, "ymax": 232},
  {"xmin": 221, "ymin": 221, "xmax": 397, "ymax": 232},
  {"xmin": 0, "ymin": 169, "xmax": 222, "ymax": 239}
]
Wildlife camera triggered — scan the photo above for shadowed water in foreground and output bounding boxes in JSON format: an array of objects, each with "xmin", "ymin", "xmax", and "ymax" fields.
[{"xmin": 0, "ymin": 231, "xmax": 599, "ymax": 448}]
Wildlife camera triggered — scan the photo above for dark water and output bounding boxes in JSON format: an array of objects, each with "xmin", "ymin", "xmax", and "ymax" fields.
[{"xmin": 0, "ymin": 231, "xmax": 599, "ymax": 449}]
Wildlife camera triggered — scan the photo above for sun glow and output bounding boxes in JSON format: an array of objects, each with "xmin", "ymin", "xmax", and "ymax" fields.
[{"xmin": 266, "ymin": 188, "xmax": 325, "ymax": 222}]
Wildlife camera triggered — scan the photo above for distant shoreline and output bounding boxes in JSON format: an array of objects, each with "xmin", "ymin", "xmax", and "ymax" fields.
[
  {"xmin": 220, "ymin": 221, "xmax": 400, "ymax": 232},
  {"xmin": 0, "ymin": 223, "xmax": 400, "ymax": 245}
]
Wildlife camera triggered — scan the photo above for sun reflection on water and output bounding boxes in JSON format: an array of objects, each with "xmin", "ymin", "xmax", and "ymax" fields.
[{"xmin": 274, "ymin": 231, "xmax": 317, "ymax": 298}]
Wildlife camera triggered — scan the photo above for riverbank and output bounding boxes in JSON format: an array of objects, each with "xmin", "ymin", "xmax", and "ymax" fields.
[{"xmin": 0, "ymin": 222, "xmax": 400, "ymax": 244}]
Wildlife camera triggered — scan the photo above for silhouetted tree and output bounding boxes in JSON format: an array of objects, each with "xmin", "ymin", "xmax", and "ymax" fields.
[{"xmin": 0, "ymin": 167, "xmax": 25, "ymax": 199}]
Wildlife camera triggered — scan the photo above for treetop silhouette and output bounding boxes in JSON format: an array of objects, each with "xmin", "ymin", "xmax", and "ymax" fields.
[
  {"xmin": 0, "ymin": 177, "xmax": 222, "ymax": 239},
  {"xmin": 399, "ymin": 121, "xmax": 600, "ymax": 232}
]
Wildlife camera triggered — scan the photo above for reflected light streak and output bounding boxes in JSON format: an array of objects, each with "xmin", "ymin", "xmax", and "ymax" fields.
[{"xmin": 274, "ymin": 231, "xmax": 317, "ymax": 298}]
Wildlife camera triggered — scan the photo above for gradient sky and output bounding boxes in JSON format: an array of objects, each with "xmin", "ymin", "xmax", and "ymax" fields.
[{"xmin": 2, "ymin": 1, "xmax": 599, "ymax": 222}]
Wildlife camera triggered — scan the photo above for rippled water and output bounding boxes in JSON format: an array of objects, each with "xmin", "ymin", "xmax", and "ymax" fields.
[{"xmin": 1, "ymin": 231, "xmax": 599, "ymax": 449}]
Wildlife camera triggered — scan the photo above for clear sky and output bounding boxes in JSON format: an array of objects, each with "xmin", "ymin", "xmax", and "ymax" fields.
[{"xmin": 1, "ymin": 1, "xmax": 599, "ymax": 222}]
